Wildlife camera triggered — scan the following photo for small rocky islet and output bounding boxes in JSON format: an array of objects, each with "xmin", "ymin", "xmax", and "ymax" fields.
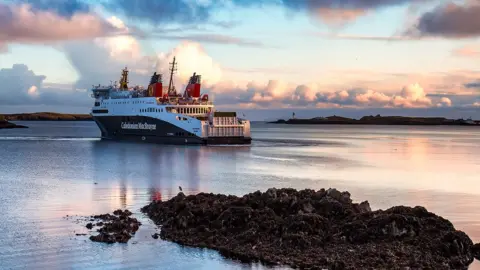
[
  {"xmin": 0, "ymin": 120, "xmax": 27, "ymax": 129},
  {"xmin": 80, "ymin": 209, "xmax": 142, "ymax": 244},
  {"xmin": 140, "ymin": 188, "xmax": 480, "ymax": 269}
]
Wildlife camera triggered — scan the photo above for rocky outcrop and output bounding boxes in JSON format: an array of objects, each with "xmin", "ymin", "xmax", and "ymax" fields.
[
  {"xmin": 86, "ymin": 209, "xmax": 141, "ymax": 244},
  {"xmin": 141, "ymin": 188, "xmax": 479, "ymax": 269},
  {"xmin": 0, "ymin": 120, "xmax": 27, "ymax": 129}
]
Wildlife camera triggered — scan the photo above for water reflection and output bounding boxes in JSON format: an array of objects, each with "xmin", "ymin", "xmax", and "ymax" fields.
[{"xmin": 90, "ymin": 141, "xmax": 251, "ymax": 207}]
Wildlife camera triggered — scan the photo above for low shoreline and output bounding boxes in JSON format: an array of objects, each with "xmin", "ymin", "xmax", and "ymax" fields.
[
  {"xmin": 140, "ymin": 188, "xmax": 480, "ymax": 269},
  {"xmin": 269, "ymin": 115, "xmax": 480, "ymax": 126},
  {"xmin": 2, "ymin": 112, "xmax": 93, "ymax": 121}
]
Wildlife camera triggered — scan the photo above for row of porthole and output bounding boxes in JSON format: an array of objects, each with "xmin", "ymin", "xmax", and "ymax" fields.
[{"xmin": 141, "ymin": 108, "xmax": 163, "ymax": 113}]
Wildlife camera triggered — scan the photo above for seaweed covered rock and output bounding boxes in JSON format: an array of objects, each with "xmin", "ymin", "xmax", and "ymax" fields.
[
  {"xmin": 141, "ymin": 188, "xmax": 478, "ymax": 269},
  {"xmin": 87, "ymin": 209, "xmax": 141, "ymax": 244}
]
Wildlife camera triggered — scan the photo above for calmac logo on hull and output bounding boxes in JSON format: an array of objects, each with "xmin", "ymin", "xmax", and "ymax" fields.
[{"xmin": 121, "ymin": 122, "xmax": 157, "ymax": 130}]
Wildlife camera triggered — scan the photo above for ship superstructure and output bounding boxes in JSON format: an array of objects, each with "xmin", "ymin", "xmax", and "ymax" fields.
[{"xmin": 90, "ymin": 57, "xmax": 251, "ymax": 145}]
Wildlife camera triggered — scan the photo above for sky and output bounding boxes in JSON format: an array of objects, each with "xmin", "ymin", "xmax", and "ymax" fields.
[{"xmin": 0, "ymin": 0, "xmax": 479, "ymax": 120}]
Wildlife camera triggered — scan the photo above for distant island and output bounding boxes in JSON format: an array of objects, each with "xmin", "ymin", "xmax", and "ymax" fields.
[
  {"xmin": 2, "ymin": 112, "xmax": 93, "ymax": 121},
  {"xmin": 269, "ymin": 115, "xmax": 480, "ymax": 126}
]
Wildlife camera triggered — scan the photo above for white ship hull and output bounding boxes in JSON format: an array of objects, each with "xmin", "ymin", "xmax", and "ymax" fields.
[{"xmin": 91, "ymin": 97, "xmax": 252, "ymax": 145}]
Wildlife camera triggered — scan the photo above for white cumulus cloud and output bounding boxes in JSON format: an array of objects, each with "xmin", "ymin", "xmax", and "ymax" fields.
[
  {"xmin": 436, "ymin": 97, "xmax": 452, "ymax": 107},
  {"xmin": 391, "ymin": 83, "xmax": 432, "ymax": 108},
  {"xmin": 154, "ymin": 42, "xmax": 222, "ymax": 89}
]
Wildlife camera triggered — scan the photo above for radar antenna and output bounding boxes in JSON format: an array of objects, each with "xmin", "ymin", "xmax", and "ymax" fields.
[{"xmin": 167, "ymin": 57, "xmax": 177, "ymax": 96}]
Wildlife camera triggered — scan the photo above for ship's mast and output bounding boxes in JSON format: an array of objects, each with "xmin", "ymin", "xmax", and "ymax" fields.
[
  {"xmin": 167, "ymin": 57, "xmax": 177, "ymax": 96},
  {"xmin": 119, "ymin": 67, "xmax": 129, "ymax": 90}
]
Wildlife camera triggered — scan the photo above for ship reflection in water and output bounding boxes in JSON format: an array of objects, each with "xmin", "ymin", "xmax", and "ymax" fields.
[{"xmin": 90, "ymin": 140, "xmax": 251, "ymax": 211}]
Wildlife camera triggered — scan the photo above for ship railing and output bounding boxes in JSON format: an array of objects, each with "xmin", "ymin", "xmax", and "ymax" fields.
[
  {"xmin": 206, "ymin": 125, "xmax": 246, "ymax": 137},
  {"xmin": 201, "ymin": 121, "xmax": 250, "ymax": 138},
  {"xmin": 156, "ymin": 100, "xmax": 214, "ymax": 106},
  {"xmin": 207, "ymin": 124, "xmax": 246, "ymax": 128}
]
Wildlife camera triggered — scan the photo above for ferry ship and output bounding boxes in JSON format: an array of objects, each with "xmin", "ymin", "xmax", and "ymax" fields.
[{"xmin": 90, "ymin": 57, "xmax": 251, "ymax": 145}]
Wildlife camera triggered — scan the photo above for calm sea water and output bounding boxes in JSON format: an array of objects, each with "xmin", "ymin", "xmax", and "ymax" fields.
[{"xmin": 1, "ymin": 121, "xmax": 479, "ymax": 269}]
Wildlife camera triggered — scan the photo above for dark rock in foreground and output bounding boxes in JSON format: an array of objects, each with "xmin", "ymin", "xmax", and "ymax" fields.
[
  {"xmin": 141, "ymin": 188, "xmax": 479, "ymax": 269},
  {"xmin": 87, "ymin": 209, "xmax": 141, "ymax": 244}
]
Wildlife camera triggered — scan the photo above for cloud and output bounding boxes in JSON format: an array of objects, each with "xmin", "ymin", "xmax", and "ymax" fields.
[
  {"xmin": 408, "ymin": 2, "xmax": 480, "ymax": 38},
  {"xmin": 9, "ymin": 0, "xmax": 425, "ymax": 29},
  {"xmin": 0, "ymin": 64, "xmax": 45, "ymax": 104},
  {"xmin": 452, "ymin": 44, "xmax": 480, "ymax": 58},
  {"xmin": 21, "ymin": 18, "xmax": 479, "ymax": 112},
  {"xmin": 0, "ymin": 2, "xmax": 121, "ymax": 45},
  {"xmin": 391, "ymin": 83, "xmax": 432, "ymax": 108},
  {"xmin": 315, "ymin": 32, "xmax": 424, "ymax": 42},
  {"xmin": 436, "ymin": 97, "xmax": 452, "ymax": 107},
  {"xmin": 62, "ymin": 17, "xmax": 224, "ymax": 92},
  {"xmin": 1, "ymin": 58, "xmax": 476, "ymax": 112},
  {"xmin": 233, "ymin": 0, "xmax": 427, "ymax": 13},
  {"xmin": 62, "ymin": 37, "xmax": 149, "ymax": 90},
  {"xmin": 0, "ymin": 64, "xmax": 90, "ymax": 107},
  {"xmin": 138, "ymin": 33, "xmax": 266, "ymax": 47},
  {"xmin": 464, "ymin": 81, "xmax": 480, "ymax": 89},
  {"xmin": 100, "ymin": 0, "xmax": 431, "ymax": 27},
  {"xmin": 312, "ymin": 8, "xmax": 368, "ymax": 26},
  {"xmin": 102, "ymin": 0, "xmax": 212, "ymax": 25},
  {"xmin": 10, "ymin": 0, "xmax": 90, "ymax": 17},
  {"xmin": 1, "ymin": 1, "xmax": 265, "ymax": 48},
  {"xmin": 315, "ymin": 31, "xmax": 455, "ymax": 42},
  {"xmin": 206, "ymin": 80, "xmax": 444, "ymax": 110},
  {"xmin": 153, "ymin": 41, "xmax": 223, "ymax": 88},
  {"xmin": 473, "ymin": 102, "xmax": 480, "ymax": 107}
]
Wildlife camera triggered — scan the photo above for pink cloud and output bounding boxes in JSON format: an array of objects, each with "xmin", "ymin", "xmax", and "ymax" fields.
[
  {"xmin": 436, "ymin": 97, "xmax": 452, "ymax": 107},
  {"xmin": 452, "ymin": 44, "xmax": 480, "ymax": 58},
  {"xmin": 355, "ymin": 90, "xmax": 391, "ymax": 105},
  {"xmin": 0, "ymin": 3, "xmax": 120, "ymax": 45},
  {"xmin": 391, "ymin": 83, "xmax": 432, "ymax": 108},
  {"xmin": 313, "ymin": 8, "xmax": 367, "ymax": 26}
]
